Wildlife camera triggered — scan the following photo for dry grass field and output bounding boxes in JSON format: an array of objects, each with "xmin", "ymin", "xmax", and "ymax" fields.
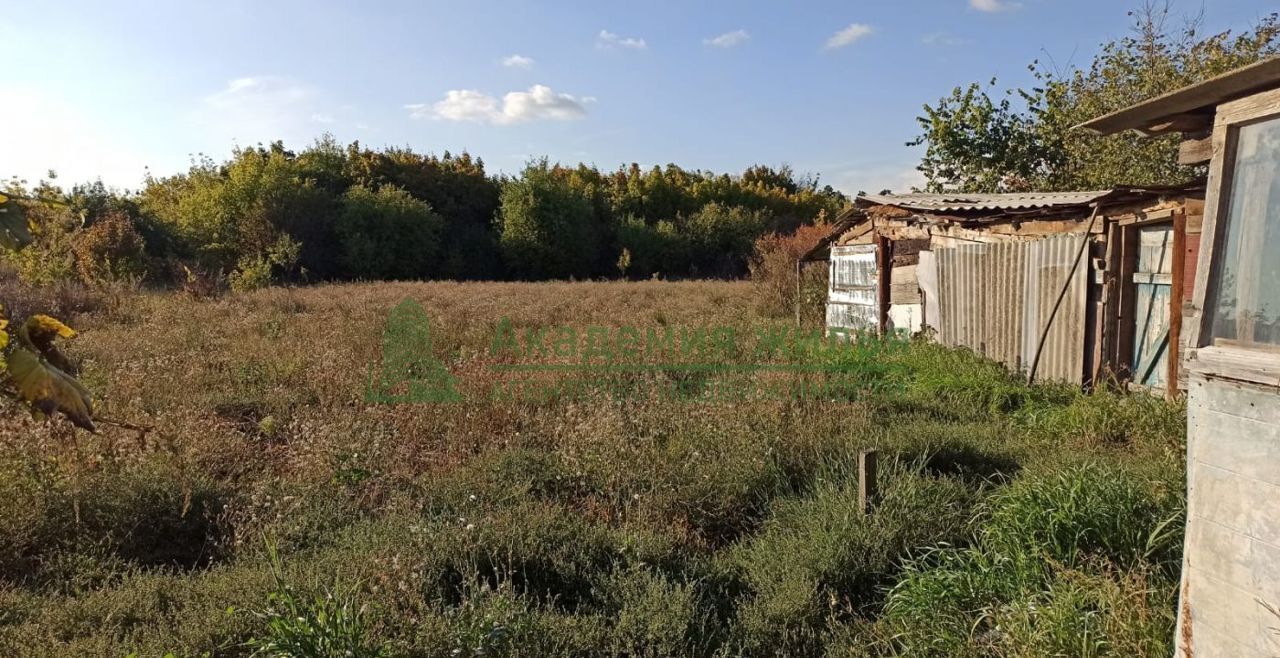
[{"xmin": 0, "ymin": 280, "xmax": 1187, "ymax": 657}]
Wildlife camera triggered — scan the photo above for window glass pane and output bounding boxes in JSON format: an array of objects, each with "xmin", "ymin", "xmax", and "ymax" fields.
[{"xmin": 1210, "ymin": 116, "xmax": 1280, "ymax": 347}]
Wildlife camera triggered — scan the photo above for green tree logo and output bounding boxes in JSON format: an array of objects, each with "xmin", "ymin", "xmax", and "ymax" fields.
[{"xmin": 366, "ymin": 299, "xmax": 461, "ymax": 403}]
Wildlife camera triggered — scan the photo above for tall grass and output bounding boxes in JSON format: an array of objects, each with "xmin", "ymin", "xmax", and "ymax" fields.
[{"xmin": 0, "ymin": 280, "xmax": 1187, "ymax": 657}]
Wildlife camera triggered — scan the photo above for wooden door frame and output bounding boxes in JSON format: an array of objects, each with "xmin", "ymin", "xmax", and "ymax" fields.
[{"xmin": 1101, "ymin": 213, "xmax": 1184, "ymax": 391}]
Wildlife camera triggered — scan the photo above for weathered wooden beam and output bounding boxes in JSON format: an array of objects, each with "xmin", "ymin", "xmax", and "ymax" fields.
[
  {"xmin": 1178, "ymin": 134, "xmax": 1214, "ymax": 165},
  {"xmin": 1144, "ymin": 112, "xmax": 1214, "ymax": 136},
  {"xmin": 1116, "ymin": 224, "xmax": 1139, "ymax": 382},
  {"xmin": 1097, "ymin": 221, "xmax": 1122, "ymax": 384},
  {"xmin": 1169, "ymin": 210, "xmax": 1186, "ymax": 396},
  {"xmin": 876, "ymin": 236, "xmax": 891, "ymax": 335},
  {"xmin": 858, "ymin": 450, "xmax": 878, "ymax": 515}
]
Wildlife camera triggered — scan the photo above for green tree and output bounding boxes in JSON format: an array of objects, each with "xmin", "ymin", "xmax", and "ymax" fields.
[
  {"xmin": 615, "ymin": 216, "xmax": 688, "ymax": 279},
  {"xmin": 140, "ymin": 143, "xmax": 339, "ymax": 279},
  {"xmin": 0, "ymin": 181, "xmax": 79, "ymax": 285},
  {"xmin": 683, "ymin": 202, "xmax": 770, "ymax": 277},
  {"xmin": 344, "ymin": 145, "xmax": 502, "ymax": 280},
  {"xmin": 912, "ymin": 3, "xmax": 1280, "ymax": 192},
  {"xmin": 336, "ymin": 184, "xmax": 443, "ymax": 280},
  {"xmin": 497, "ymin": 160, "xmax": 600, "ymax": 280}
]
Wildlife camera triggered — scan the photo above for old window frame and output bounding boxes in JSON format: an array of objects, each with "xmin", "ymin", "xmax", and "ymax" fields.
[{"xmin": 1187, "ymin": 87, "xmax": 1280, "ymax": 385}]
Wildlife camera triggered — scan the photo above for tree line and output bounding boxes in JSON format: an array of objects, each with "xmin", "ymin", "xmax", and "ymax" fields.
[{"xmin": 1, "ymin": 140, "xmax": 848, "ymax": 290}]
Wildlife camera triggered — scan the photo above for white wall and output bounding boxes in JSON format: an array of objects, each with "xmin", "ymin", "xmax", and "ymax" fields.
[{"xmin": 1179, "ymin": 374, "xmax": 1280, "ymax": 657}]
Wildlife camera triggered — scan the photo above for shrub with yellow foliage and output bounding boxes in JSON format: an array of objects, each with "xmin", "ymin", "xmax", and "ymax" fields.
[{"xmin": 0, "ymin": 305, "xmax": 95, "ymax": 431}]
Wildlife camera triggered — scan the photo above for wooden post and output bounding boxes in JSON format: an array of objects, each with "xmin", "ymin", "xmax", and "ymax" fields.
[
  {"xmin": 1168, "ymin": 210, "xmax": 1186, "ymax": 397},
  {"xmin": 858, "ymin": 449, "xmax": 878, "ymax": 515},
  {"xmin": 1116, "ymin": 224, "xmax": 1139, "ymax": 382},
  {"xmin": 1098, "ymin": 221, "xmax": 1122, "ymax": 385},
  {"xmin": 876, "ymin": 236, "xmax": 891, "ymax": 336},
  {"xmin": 795, "ymin": 259, "xmax": 803, "ymax": 328}
]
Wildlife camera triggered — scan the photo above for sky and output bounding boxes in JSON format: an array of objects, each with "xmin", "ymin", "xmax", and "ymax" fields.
[{"xmin": 1, "ymin": 0, "xmax": 1276, "ymax": 196}]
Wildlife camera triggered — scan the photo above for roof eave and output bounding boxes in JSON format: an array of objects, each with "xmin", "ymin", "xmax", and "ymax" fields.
[{"xmin": 1076, "ymin": 56, "xmax": 1280, "ymax": 136}]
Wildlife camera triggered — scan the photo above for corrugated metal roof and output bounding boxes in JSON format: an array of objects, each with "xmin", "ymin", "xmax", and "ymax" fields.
[{"xmin": 857, "ymin": 190, "xmax": 1114, "ymax": 212}]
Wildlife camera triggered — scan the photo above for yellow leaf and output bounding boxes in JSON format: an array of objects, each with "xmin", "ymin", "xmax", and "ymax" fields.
[
  {"xmin": 7, "ymin": 348, "xmax": 95, "ymax": 432},
  {"xmin": 17, "ymin": 314, "xmax": 79, "ymax": 375},
  {"xmin": 24, "ymin": 315, "xmax": 76, "ymax": 340}
]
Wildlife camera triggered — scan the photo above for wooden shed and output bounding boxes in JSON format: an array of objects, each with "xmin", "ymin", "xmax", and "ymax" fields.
[
  {"xmin": 802, "ymin": 186, "xmax": 1204, "ymax": 388},
  {"xmin": 1080, "ymin": 55, "xmax": 1280, "ymax": 657}
]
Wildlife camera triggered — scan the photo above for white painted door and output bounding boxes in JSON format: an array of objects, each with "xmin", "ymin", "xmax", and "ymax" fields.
[{"xmin": 827, "ymin": 244, "xmax": 878, "ymax": 333}]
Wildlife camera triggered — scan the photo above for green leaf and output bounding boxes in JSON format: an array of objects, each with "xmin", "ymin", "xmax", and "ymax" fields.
[{"xmin": 0, "ymin": 196, "xmax": 33, "ymax": 251}]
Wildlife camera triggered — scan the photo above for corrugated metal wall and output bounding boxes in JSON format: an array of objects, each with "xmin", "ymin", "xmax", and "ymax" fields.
[{"xmin": 935, "ymin": 234, "xmax": 1089, "ymax": 383}]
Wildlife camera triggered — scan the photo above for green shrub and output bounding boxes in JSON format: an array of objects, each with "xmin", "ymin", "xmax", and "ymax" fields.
[
  {"xmin": 615, "ymin": 216, "xmax": 688, "ymax": 279},
  {"xmin": 498, "ymin": 161, "xmax": 600, "ymax": 280},
  {"xmin": 883, "ymin": 463, "xmax": 1184, "ymax": 658},
  {"xmin": 726, "ymin": 462, "xmax": 978, "ymax": 655},
  {"xmin": 71, "ymin": 210, "xmax": 149, "ymax": 284},
  {"xmin": 4, "ymin": 198, "xmax": 77, "ymax": 285},
  {"xmin": 229, "ymin": 235, "xmax": 300, "ymax": 292},
  {"xmin": 683, "ymin": 202, "xmax": 770, "ymax": 277},
  {"xmin": 599, "ymin": 566, "xmax": 713, "ymax": 657},
  {"xmin": 245, "ymin": 543, "xmax": 385, "ymax": 658},
  {"xmin": 981, "ymin": 462, "xmax": 1182, "ymax": 572}
]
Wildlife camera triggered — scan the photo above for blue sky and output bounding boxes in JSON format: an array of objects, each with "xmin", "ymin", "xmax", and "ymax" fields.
[{"xmin": 1, "ymin": 0, "xmax": 1275, "ymax": 195}]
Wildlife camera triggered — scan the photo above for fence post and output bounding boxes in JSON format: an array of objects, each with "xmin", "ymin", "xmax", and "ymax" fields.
[{"xmin": 858, "ymin": 449, "xmax": 878, "ymax": 515}]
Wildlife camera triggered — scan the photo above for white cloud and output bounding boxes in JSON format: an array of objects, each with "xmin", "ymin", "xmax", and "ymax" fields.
[
  {"xmin": 406, "ymin": 90, "xmax": 495, "ymax": 121},
  {"xmin": 824, "ymin": 23, "xmax": 873, "ymax": 50},
  {"xmin": 970, "ymin": 0, "xmax": 1019, "ymax": 12},
  {"xmin": 409, "ymin": 84, "xmax": 591, "ymax": 125},
  {"xmin": 502, "ymin": 54, "xmax": 535, "ymax": 69},
  {"xmin": 501, "ymin": 85, "xmax": 591, "ymax": 122},
  {"xmin": 704, "ymin": 29, "xmax": 749, "ymax": 48},
  {"xmin": 311, "ymin": 112, "xmax": 335, "ymax": 124},
  {"xmin": 597, "ymin": 29, "xmax": 646, "ymax": 50}
]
